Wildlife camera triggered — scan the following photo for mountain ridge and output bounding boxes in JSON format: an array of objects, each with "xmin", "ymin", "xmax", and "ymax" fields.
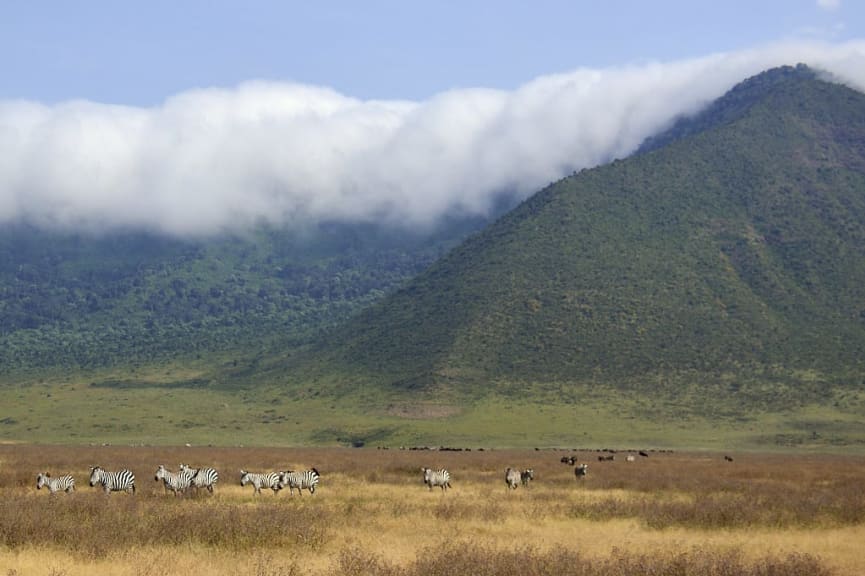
[{"xmin": 298, "ymin": 64, "xmax": 865, "ymax": 401}]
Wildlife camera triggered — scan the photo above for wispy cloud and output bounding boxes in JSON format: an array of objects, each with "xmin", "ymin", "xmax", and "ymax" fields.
[
  {"xmin": 1, "ymin": 41, "xmax": 864, "ymax": 237},
  {"xmin": 817, "ymin": 0, "xmax": 841, "ymax": 11}
]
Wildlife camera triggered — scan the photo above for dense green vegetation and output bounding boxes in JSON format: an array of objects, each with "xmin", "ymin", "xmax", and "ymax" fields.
[
  {"xmin": 0, "ymin": 217, "xmax": 492, "ymax": 374},
  {"xmin": 298, "ymin": 66, "xmax": 865, "ymax": 407}
]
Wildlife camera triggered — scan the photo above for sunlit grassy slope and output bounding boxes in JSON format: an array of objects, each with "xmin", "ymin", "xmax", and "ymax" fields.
[
  {"xmin": 273, "ymin": 65, "xmax": 865, "ymax": 429},
  {"xmin": 3, "ymin": 363, "xmax": 865, "ymax": 450}
]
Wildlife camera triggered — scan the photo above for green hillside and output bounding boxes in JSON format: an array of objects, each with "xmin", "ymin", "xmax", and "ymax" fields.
[
  {"xmin": 0, "ymin": 217, "xmax": 491, "ymax": 376},
  {"xmin": 302, "ymin": 65, "xmax": 865, "ymax": 408}
]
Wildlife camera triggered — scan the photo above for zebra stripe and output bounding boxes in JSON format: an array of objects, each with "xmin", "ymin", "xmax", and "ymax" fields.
[
  {"xmin": 239, "ymin": 469, "xmax": 282, "ymax": 495},
  {"xmin": 575, "ymin": 463, "xmax": 588, "ymax": 479},
  {"xmin": 422, "ymin": 467, "xmax": 451, "ymax": 492},
  {"xmin": 278, "ymin": 468, "xmax": 320, "ymax": 495},
  {"xmin": 89, "ymin": 466, "xmax": 135, "ymax": 495},
  {"xmin": 36, "ymin": 472, "xmax": 75, "ymax": 494},
  {"xmin": 505, "ymin": 467, "xmax": 520, "ymax": 490},
  {"xmin": 180, "ymin": 463, "xmax": 219, "ymax": 493},
  {"xmin": 155, "ymin": 465, "xmax": 194, "ymax": 496}
]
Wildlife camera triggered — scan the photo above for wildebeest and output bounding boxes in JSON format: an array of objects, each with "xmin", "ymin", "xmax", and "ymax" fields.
[
  {"xmin": 598, "ymin": 454, "xmax": 615, "ymax": 462},
  {"xmin": 724, "ymin": 455, "xmax": 734, "ymax": 462},
  {"xmin": 639, "ymin": 450, "xmax": 649, "ymax": 457}
]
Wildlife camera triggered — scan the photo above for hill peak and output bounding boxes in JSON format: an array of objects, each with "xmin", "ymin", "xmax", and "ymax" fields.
[
  {"xmin": 308, "ymin": 62, "xmax": 865, "ymax": 400},
  {"xmin": 639, "ymin": 63, "xmax": 823, "ymax": 153}
]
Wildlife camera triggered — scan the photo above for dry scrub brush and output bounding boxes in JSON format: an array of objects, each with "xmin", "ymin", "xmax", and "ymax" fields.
[
  {"xmin": 2, "ymin": 445, "xmax": 863, "ymax": 574},
  {"xmin": 334, "ymin": 544, "xmax": 831, "ymax": 576}
]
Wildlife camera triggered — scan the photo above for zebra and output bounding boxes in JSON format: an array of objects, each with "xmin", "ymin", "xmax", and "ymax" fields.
[
  {"xmin": 89, "ymin": 466, "xmax": 135, "ymax": 495},
  {"xmin": 36, "ymin": 472, "xmax": 75, "ymax": 494},
  {"xmin": 505, "ymin": 467, "xmax": 520, "ymax": 490},
  {"xmin": 422, "ymin": 467, "xmax": 451, "ymax": 492},
  {"xmin": 278, "ymin": 468, "xmax": 320, "ymax": 495},
  {"xmin": 239, "ymin": 470, "xmax": 282, "ymax": 495},
  {"xmin": 520, "ymin": 469, "xmax": 534, "ymax": 487},
  {"xmin": 179, "ymin": 463, "xmax": 219, "ymax": 493},
  {"xmin": 575, "ymin": 463, "xmax": 588, "ymax": 480},
  {"xmin": 155, "ymin": 465, "xmax": 194, "ymax": 496}
]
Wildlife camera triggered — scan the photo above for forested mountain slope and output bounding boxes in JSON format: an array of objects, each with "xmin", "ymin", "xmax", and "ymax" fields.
[
  {"xmin": 307, "ymin": 65, "xmax": 865, "ymax": 399},
  {"xmin": 0, "ymin": 217, "xmax": 492, "ymax": 375}
]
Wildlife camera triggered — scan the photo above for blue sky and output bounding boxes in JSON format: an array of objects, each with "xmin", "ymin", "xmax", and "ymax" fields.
[
  {"xmin": 1, "ymin": 1, "xmax": 864, "ymax": 236},
  {"xmin": 1, "ymin": 0, "xmax": 860, "ymax": 105}
]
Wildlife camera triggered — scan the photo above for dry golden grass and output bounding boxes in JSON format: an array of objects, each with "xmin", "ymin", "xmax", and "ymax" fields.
[{"xmin": 1, "ymin": 445, "xmax": 863, "ymax": 575}]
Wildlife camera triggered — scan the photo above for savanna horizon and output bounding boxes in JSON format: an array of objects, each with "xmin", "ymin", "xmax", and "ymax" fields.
[{"xmin": 2, "ymin": 445, "xmax": 863, "ymax": 575}]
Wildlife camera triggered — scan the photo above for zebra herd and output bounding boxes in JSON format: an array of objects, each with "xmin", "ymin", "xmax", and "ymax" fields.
[
  {"xmin": 33, "ymin": 465, "xmax": 318, "ymax": 497},
  {"xmin": 35, "ymin": 461, "xmax": 592, "ymax": 497}
]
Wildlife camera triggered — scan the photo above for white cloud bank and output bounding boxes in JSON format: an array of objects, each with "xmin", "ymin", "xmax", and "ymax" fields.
[{"xmin": 1, "ymin": 41, "xmax": 865, "ymax": 237}]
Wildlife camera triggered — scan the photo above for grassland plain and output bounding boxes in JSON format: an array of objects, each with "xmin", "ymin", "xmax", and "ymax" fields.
[
  {"xmin": 1, "ymin": 445, "xmax": 863, "ymax": 575},
  {"xmin": 3, "ymin": 363, "xmax": 865, "ymax": 451}
]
